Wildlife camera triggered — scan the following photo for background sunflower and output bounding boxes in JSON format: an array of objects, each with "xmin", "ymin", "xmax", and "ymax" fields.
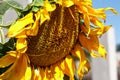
[{"xmin": 0, "ymin": 0, "xmax": 117, "ymax": 80}]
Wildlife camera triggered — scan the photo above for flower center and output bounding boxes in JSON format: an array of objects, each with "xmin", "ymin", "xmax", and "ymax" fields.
[{"xmin": 26, "ymin": 4, "xmax": 79, "ymax": 67}]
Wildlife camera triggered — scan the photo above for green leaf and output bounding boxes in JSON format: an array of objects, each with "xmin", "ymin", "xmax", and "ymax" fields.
[
  {"xmin": 0, "ymin": 1, "xmax": 11, "ymax": 25},
  {"xmin": 0, "ymin": 43, "xmax": 3, "ymax": 51},
  {"xmin": 22, "ymin": 4, "xmax": 32, "ymax": 12},
  {"xmin": 0, "ymin": 43, "xmax": 4, "ymax": 58},
  {"xmin": 0, "ymin": 38, "xmax": 16, "ymax": 57},
  {"xmin": 0, "ymin": 1, "xmax": 10, "ymax": 15},
  {"xmin": 0, "ymin": 64, "xmax": 11, "ymax": 75},
  {"xmin": 0, "ymin": 15, "xmax": 3, "ymax": 25},
  {"xmin": 31, "ymin": 0, "xmax": 45, "ymax": 7},
  {"xmin": 32, "ymin": 6, "xmax": 40, "ymax": 12},
  {"xmin": 4, "ymin": 0, "xmax": 23, "ymax": 10},
  {"xmin": 0, "ymin": 0, "xmax": 23, "ymax": 27}
]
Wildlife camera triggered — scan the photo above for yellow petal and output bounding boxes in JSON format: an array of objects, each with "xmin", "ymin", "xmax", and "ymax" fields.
[
  {"xmin": 16, "ymin": 38, "xmax": 27, "ymax": 53},
  {"xmin": 79, "ymin": 33, "xmax": 107, "ymax": 58},
  {"xmin": 7, "ymin": 13, "xmax": 34, "ymax": 37},
  {"xmin": 39, "ymin": 9, "xmax": 50, "ymax": 25},
  {"xmin": 90, "ymin": 17, "xmax": 104, "ymax": 28},
  {"xmin": 90, "ymin": 25, "xmax": 111, "ymax": 35},
  {"xmin": 83, "ymin": 14, "xmax": 90, "ymax": 34},
  {"xmin": 0, "ymin": 52, "xmax": 16, "ymax": 68},
  {"xmin": 44, "ymin": 67, "xmax": 52, "ymax": 80},
  {"xmin": 78, "ymin": 60, "xmax": 90, "ymax": 80},
  {"xmin": 13, "ymin": 25, "xmax": 31, "ymax": 38},
  {"xmin": 30, "ymin": 67, "xmax": 36, "ymax": 80},
  {"xmin": 76, "ymin": 3, "xmax": 91, "ymax": 34},
  {"xmin": 44, "ymin": 0, "xmax": 56, "ymax": 11},
  {"xmin": 79, "ymin": 33, "xmax": 99, "ymax": 52},
  {"xmin": 34, "ymin": 69, "xmax": 41, "ymax": 80},
  {"xmin": 73, "ymin": 44, "xmax": 90, "ymax": 79},
  {"xmin": 44, "ymin": 67, "xmax": 49, "ymax": 79},
  {"xmin": 71, "ymin": 44, "xmax": 83, "ymax": 59},
  {"xmin": 60, "ymin": 55, "xmax": 75, "ymax": 80},
  {"xmin": 102, "ymin": 25, "xmax": 111, "ymax": 34},
  {"xmin": 49, "ymin": 64, "xmax": 64, "ymax": 80},
  {"xmin": 39, "ymin": 68, "xmax": 46, "ymax": 80},
  {"xmin": 57, "ymin": 0, "xmax": 74, "ymax": 7},
  {"xmin": 90, "ymin": 51, "xmax": 101, "ymax": 58},
  {"xmin": 90, "ymin": 44, "xmax": 107, "ymax": 58},
  {"xmin": 98, "ymin": 44, "xmax": 107, "ymax": 58},
  {"xmin": 21, "ymin": 66, "xmax": 32, "ymax": 80},
  {"xmin": 80, "ymin": 24, "xmax": 88, "ymax": 34},
  {"xmin": 83, "ymin": 0, "xmax": 92, "ymax": 6},
  {"xmin": 0, "ymin": 54, "xmax": 28, "ymax": 80},
  {"xmin": 54, "ymin": 66, "xmax": 64, "ymax": 80},
  {"xmin": 27, "ymin": 13, "xmax": 40, "ymax": 36},
  {"xmin": 97, "ymin": 7, "xmax": 118, "ymax": 15}
]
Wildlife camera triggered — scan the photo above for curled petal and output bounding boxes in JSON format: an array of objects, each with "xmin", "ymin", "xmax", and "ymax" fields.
[
  {"xmin": 72, "ymin": 44, "xmax": 90, "ymax": 79},
  {"xmin": 96, "ymin": 7, "xmax": 118, "ymax": 15},
  {"xmin": 79, "ymin": 33, "xmax": 99, "ymax": 52},
  {"xmin": 39, "ymin": 9, "xmax": 50, "ymax": 25},
  {"xmin": 27, "ymin": 13, "xmax": 40, "ymax": 36},
  {"xmin": 60, "ymin": 55, "xmax": 75, "ymax": 80},
  {"xmin": 12, "ymin": 25, "xmax": 31, "ymax": 38},
  {"xmin": 90, "ymin": 25, "xmax": 111, "ymax": 35},
  {"xmin": 98, "ymin": 44, "xmax": 107, "ymax": 58},
  {"xmin": 44, "ymin": 0, "xmax": 56, "ymax": 12},
  {"xmin": 7, "ymin": 13, "xmax": 34, "ymax": 38},
  {"xmin": 16, "ymin": 38, "xmax": 27, "ymax": 53}
]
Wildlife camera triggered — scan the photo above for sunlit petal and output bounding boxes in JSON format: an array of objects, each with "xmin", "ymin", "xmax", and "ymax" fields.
[
  {"xmin": 16, "ymin": 38, "xmax": 27, "ymax": 53},
  {"xmin": 21, "ymin": 66, "xmax": 32, "ymax": 80},
  {"xmin": 7, "ymin": 13, "xmax": 34, "ymax": 38},
  {"xmin": 60, "ymin": 55, "xmax": 75, "ymax": 80},
  {"xmin": 72, "ymin": 44, "xmax": 90, "ymax": 79}
]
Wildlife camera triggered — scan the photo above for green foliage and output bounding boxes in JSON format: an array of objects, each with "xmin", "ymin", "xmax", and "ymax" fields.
[
  {"xmin": 4, "ymin": 0, "xmax": 23, "ymax": 10},
  {"xmin": 0, "ymin": 0, "xmax": 58, "ymax": 25},
  {"xmin": 15, "ymin": 0, "xmax": 45, "ymax": 17},
  {"xmin": 0, "ymin": 0, "xmax": 23, "ymax": 28},
  {"xmin": 0, "ymin": 65, "xmax": 11, "ymax": 75},
  {"xmin": 22, "ymin": 0, "xmax": 46, "ymax": 13},
  {"xmin": 0, "ymin": 38, "xmax": 16, "ymax": 58},
  {"xmin": 0, "ymin": 1, "xmax": 11, "ymax": 26},
  {"xmin": 31, "ymin": 0, "xmax": 45, "ymax": 7}
]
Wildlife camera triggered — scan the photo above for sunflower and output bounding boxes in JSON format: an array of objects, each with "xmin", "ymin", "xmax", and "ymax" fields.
[{"xmin": 0, "ymin": 0, "xmax": 117, "ymax": 80}]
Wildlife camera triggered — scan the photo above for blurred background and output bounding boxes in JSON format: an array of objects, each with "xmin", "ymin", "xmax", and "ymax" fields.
[{"xmin": 0, "ymin": 0, "xmax": 120, "ymax": 80}]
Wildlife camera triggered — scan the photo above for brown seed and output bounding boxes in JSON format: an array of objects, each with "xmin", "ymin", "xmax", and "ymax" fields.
[{"xmin": 26, "ymin": 4, "xmax": 79, "ymax": 66}]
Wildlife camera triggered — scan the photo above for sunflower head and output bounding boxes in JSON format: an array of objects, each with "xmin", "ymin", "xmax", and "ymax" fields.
[
  {"xmin": 26, "ymin": 4, "xmax": 79, "ymax": 66},
  {"xmin": 0, "ymin": 0, "xmax": 117, "ymax": 80}
]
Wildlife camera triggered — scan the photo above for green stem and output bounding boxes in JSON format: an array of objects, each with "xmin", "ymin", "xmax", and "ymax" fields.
[{"xmin": 0, "ymin": 27, "xmax": 5, "ymax": 44}]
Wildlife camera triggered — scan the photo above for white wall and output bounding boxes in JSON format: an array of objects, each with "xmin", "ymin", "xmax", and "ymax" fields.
[{"xmin": 92, "ymin": 28, "xmax": 118, "ymax": 80}]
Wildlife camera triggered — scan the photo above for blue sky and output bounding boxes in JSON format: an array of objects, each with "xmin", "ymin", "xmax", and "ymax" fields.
[{"xmin": 93, "ymin": 0, "xmax": 120, "ymax": 45}]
